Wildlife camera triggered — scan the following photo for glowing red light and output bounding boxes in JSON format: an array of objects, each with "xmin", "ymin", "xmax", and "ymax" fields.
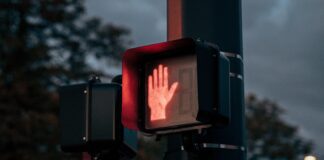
[{"xmin": 148, "ymin": 64, "xmax": 178, "ymax": 121}]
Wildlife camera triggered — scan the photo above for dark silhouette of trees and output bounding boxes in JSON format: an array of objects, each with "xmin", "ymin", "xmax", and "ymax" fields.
[
  {"xmin": 0, "ymin": 0, "xmax": 129, "ymax": 159},
  {"xmin": 246, "ymin": 93, "xmax": 313, "ymax": 160}
]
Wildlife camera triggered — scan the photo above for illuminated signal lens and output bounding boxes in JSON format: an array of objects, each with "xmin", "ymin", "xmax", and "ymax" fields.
[
  {"xmin": 145, "ymin": 55, "xmax": 199, "ymax": 129},
  {"xmin": 148, "ymin": 65, "xmax": 178, "ymax": 121},
  {"xmin": 122, "ymin": 38, "xmax": 229, "ymax": 133}
]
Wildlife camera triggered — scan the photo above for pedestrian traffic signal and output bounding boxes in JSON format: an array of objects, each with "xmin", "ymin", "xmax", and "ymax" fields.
[
  {"xmin": 59, "ymin": 77, "xmax": 136, "ymax": 158},
  {"xmin": 122, "ymin": 38, "xmax": 230, "ymax": 134},
  {"xmin": 59, "ymin": 80, "xmax": 122, "ymax": 152}
]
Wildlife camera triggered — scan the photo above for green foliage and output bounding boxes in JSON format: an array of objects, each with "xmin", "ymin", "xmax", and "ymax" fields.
[
  {"xmin": 246, "ymin": 93, "xmax": 313, "ymax": 160},
  {"xmin": 0, "ymin": 0, "xmax": 130, "ymax": 159}
]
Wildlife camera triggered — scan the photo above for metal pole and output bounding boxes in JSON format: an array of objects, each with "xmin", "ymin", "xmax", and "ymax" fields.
[
  {"xmin": 165, "ymin": 0, "xmax": 187, "ymax": 159},
  {"xmin": 167, "ymin": 0, "xmax": 246, "ymax": 159}
]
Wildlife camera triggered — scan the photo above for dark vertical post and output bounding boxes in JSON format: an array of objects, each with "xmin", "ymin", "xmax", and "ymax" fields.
[
  {"xmin": 167, "ymin": 0, "xmax": 245, "ymax": 159},
  {"xmin": 165, "ymin": 1, "xmax": 187, "ymax": 159}
]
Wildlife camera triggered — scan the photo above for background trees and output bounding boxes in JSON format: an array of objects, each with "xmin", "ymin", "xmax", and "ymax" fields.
[
  {"xmin": 0, "ymin": 0, "xmax": 129, "ymax": 159},
  {"xmin": 246, "ymin": 93, "xmax": 313, "ymax": 160}
]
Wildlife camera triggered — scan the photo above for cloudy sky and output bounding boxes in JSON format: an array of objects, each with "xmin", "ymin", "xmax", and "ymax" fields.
[{"xmin": 85, "ymin": 0, "xmax": 324, "ymax": 156}]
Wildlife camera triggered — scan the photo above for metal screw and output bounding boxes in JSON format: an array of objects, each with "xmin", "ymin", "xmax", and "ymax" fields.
[
  {"xmin": 82, "ymin": 137, "xmax": 86, "ymax": 141},
  {"xmin": 83, "ymin": 90, "xmax": 87, "ymax": 94},
  {"xmin": 198, "ymin": 129, "xmax": 202, "ymax": 134}
]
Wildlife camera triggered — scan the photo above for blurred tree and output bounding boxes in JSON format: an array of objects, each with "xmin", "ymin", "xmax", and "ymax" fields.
[
  {"xmin": 246, "ymin": 93, "xmax": 313, "ymax": 160},
  {"xmin": 0, "ymin": 0, "xmax": 130, "ymax": 159}
]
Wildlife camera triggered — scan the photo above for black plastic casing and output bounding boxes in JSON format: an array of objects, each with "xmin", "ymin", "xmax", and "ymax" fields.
[
  {"xmin": 195, "ymin": 40, "xmax": 230, "ymax": 126},
  {"xmin": 59, "ymin": 83, "xmax": 123, "ymax": 152},
  {"xmin": 122, "ymin": 38, "xmax": 230, "ymax": 134}
]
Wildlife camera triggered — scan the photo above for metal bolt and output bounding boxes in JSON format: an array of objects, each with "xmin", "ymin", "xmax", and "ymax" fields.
[{"xmin": 83, "ymin": 90, "xmax": 87, "ymax": 94}]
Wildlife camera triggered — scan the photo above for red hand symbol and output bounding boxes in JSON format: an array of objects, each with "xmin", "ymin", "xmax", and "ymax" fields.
[{"xmin": 148, "ymin": 64, "xmax": 178, "ymax": 121}]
